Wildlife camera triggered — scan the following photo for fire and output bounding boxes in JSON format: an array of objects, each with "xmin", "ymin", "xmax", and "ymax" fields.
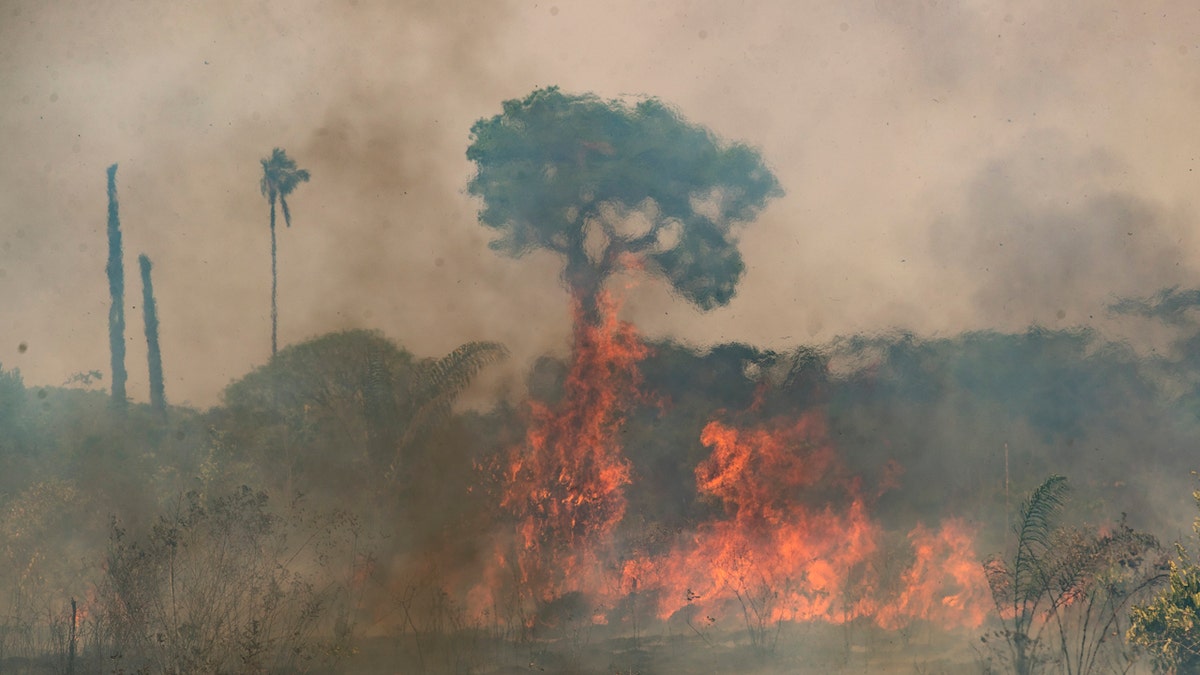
[
  {"xmin": 635, "ymin": 416, "xmax": 989, "ymax": 630},
  {"xmin": 874, "ymin": 521, "xmax": 991, "ymax": 629},
  {"xmin": 635, "ymin": 416, "xmax": 883, "ymax": 625},
  {"xmin": 499, "ymin": 290, "xmax": 648, "ymax": 604},
  {"xmin": 476, "ymin": 289, "xmax": 989, "ymax": 633},
  {"xmin": 65, "ymin": 586, "xmax": 98, "ymax": 648}
]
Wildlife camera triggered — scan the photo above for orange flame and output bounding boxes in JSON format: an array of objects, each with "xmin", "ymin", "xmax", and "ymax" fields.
[
  {"xmin": 474, "ymin": 291, "xmax": 990, "ymax": 633},
  {"xmin": 874, "ymin": 521, "xmax": 991, "ymax": 629},
  {"xmin": 633, "ymin": 416, "xmax": 882, "ymax": 624},
  {"xmin": 499, "ymin": 290, "xmax": 648, "ymax": 604},
  {"xmin": 625, "ymin": 416, "xmax": 989, "ymax": 630}
]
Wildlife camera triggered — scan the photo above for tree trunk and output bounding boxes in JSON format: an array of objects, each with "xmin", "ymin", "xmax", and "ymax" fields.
[
  {"xmin": 270, "ymin": 198, "xmax": 278, "ymax": 357},
  {"xmin": 139, "ymin": 254, "xmax": 166, "ymax": 414},
  {"xmin": 105, "ymin": 164, "xmax": 127, "ymax": 408},
  {"xmin": 564, "ymin": 246, "xmax": 606, "ymax": 339}
]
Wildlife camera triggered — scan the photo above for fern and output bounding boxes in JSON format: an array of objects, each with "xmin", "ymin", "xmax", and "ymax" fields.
[{"xmin": 982, "ymin": 475, "xmax": 1164, "ymax": 675}]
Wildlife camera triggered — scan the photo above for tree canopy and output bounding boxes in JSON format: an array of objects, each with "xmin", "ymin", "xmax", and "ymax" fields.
[
  {"xmin": 218, "ymin": 329, "xmax": 506, "ymax": 497},
  {"xmin": 467, "ymin": 87, "xmax": 782, "ymax": 312},
  {"xmin": 259, "ymin": 147, "xmax": 310, "ymax": 229},
  {"xmin": 1128, "ymin": 487, "xmax": 1200, "ymax": 672}
]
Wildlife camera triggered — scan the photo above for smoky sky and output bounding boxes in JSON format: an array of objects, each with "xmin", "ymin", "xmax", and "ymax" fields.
[
  {"xmin": 929, "ymin": 131, "xmax": 1195, "ymax": 329},
  {"xmin": 2, "ymin": 0, "xmax": 1199, "ymax": 406}
]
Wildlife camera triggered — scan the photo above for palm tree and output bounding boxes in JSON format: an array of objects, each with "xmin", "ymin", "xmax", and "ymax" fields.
[
  {"xmin": 259, "ymin": 148, "xmax": 310, "ymax": 357},
  {"xmin": 983, "ymin": 474, "xmax": 1070, "ymax": 675}
]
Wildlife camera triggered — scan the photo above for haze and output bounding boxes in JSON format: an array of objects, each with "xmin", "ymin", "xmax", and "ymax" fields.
[{"xmin": 2, "ymin": 0, "xmax": 1198, "ymax": 406}]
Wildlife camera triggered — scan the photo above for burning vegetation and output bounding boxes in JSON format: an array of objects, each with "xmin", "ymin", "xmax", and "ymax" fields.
[
  {"xmin": 477, "ymin": 289, "xmax": 993, "ymax": 649},
  {"xmin": 3, "ymin": 86, "xmax": 1200, "ymax": 674},
  {"xmin": 499, "ymin": 291, "xmax": 647, "ymax": 609}
]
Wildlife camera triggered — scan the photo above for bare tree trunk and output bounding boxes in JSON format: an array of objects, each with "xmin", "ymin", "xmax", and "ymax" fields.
[
  {"xmin": 106, "ymin": 164, "xmax": 127, "ymax": 408},
  {"xmin": 139, "ymin": 254, "xmax": 166, "ymax": 413},
  {"xmin": 270, "ymin": 198, "xmax": 279, "ymax": 357}
]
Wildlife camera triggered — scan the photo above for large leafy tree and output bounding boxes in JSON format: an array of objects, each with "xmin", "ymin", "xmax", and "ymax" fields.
[
  {"xmin": 466, "ymin": 87, "xmax": 782, "ymax": 326},
  {"xmin": 259, "ymin": 148, "xmax": 310, "ymax": 356}
]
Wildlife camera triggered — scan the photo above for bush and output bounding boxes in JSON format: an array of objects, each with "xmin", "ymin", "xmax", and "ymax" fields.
[{"xmin": 99, "ymin": 486, "xmax": 349, "ymax": 673}]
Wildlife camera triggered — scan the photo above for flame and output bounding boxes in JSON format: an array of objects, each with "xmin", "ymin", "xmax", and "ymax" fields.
[
  {"xmin": 74, "ymin": 586, "xmax": 96, "ymax": 627},
  {"xmin": 625, "ymin": 416, "xmax": 989, "ymax": 630},
  {"xmin": 874, "ymin": 521, "xmax": 991, "ymax": 629},
  {"xmin": 498, "ymin": 289, "xmax": 648, "ymax": 604},
  {"xmin": 471, "ymin": 289, "xmax": 990, "ymax": 634},
  {"xmin": 634, "ymin": 416, "xmax": 883, "ymax": 625}
]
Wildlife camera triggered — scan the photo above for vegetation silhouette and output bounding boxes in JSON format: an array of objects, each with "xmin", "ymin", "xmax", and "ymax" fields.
[
  {"xmin": 104, "ymin": 164, "xmax": 126, "ymax": 408},
  {"xmin": 217, "ymin": 329, "xmax": 506, "ymax": 501},
  {"xmin": 137, "ymin": 254, "xmax": 166, "ymax": 414},
  {"xmin": 2, "ymin": 316, "xmax": 1199, "ymax": 672},
  {"xmin": 8, "ymin": 89, "xmax": 1200, "ymax": 673},
  {"xmin": 1128, "ymin": 479, "xmax": 1200, "ymax": 673},
  {"xmin": 467, "ymin": 86, "xmax": 782, "ymax": 328},
  {"xmin": 981, "ymin": 475, "xmax": 1164, "ymax": 674},
  {"xmin": 259, "ymin": 147, "xmax": 310, "ymax": 356}
]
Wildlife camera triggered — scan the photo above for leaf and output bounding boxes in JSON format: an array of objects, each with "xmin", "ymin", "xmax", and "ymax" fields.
[{"xmin": 389, "ymin": 341, "xmax": 509, "ymax": 478}]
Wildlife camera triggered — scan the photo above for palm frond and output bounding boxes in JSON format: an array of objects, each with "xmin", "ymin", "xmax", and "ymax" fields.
[
  {"xmin": 259, "ymin": 162, "xmax": 274, "ymax": 199},
  {"xmin": 388, "ymin": 341, "xmax": 508, "ymax": 478},
  {"xmin": 1012, "ymin": 474, "xmax": 1070, "ymax": 609},
  {"xmin": 1045, "ymin": 526, "xmax": 1104, "ymax": 609},
  {"xmin": 1017, "ymin": 474, "xmax": 1069, "ymax": 553},
  {"xmin": 409, "ymin": 340, "xmax": 508, "ymax": 427},
  {"xmin": 288, "ymin": 168, "xmax": 311, "ymax": 191},
  {"xmin": 281, "ymin": 197, "xmax": 292, "ymax": 228},
  {"xmin": 260, "ymin": 148, "xmax": 310, "ymax": 206}
]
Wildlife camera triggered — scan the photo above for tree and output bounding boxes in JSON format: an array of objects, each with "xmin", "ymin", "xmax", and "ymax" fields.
[
  {"xmin": 1128, "ymin": 483, "xmax": 1200, "ymax": 673},
  {"xmin": 138, "ymin": 254, "xmax": 166, "ymax": 414},
  {"xmin": 105, "ymin": 163, "xmax": 127, "ymax": 407},
  {"xmin": 466, "ymin": 87, "xmax": 782, "ymax": 328},
  {"xmin": 259, "ymin": 148, "xmax": 310, "ymax": 357},
  {"xmin": 217, "ymin": 330, "xmax": 506, "ymax": 499}
]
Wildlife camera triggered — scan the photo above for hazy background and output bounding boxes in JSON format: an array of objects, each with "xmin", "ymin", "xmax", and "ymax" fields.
[{"xmin": 2, "ymin": 0, "xmax": 1198, "ymax": 407}]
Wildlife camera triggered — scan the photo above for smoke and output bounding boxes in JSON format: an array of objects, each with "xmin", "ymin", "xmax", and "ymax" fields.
[
  {"xmin": 0, "ymin": 0, "xmax": 547, "ymax": 406},
  {"xmin": 6, "ymin": 2, "xmax": 1200, "ymax": 672},
  {"xmin": 4, "ymin": 0, "xmax": 1200, "ymax": 407},
  {"xmin": 929, "ymin": 131, "xmax": 1195, "ymax": 331}
]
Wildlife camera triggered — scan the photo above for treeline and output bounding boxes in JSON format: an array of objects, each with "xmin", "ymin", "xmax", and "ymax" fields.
[
  {"xmin": 0, "ymin": 330, "xmax": 509, "ymax": 673},
  {"xmin": 2, "ymin": 312, "xmax": 1200, "ymax": 671}
]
